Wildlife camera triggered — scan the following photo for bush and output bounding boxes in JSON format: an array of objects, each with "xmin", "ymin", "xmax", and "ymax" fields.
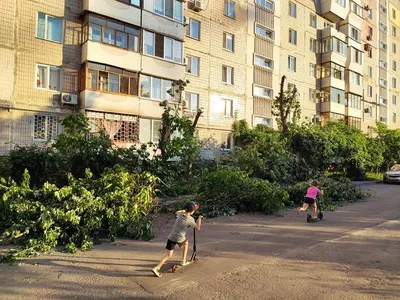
[
  {"xmin": 0, "ymin": 166, "xmax": 158, "ymax": 263},
  {"xmin": 196, "ymin": 167, "xmax": 288, "ymax": 217}
]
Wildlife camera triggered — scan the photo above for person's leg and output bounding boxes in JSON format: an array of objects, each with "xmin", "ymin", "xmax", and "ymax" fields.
[
  {"xmin": 297, "ymin": 203, "xmax": 309, "ymax": 212},
  {"xmin": 152, "ymin": 250, "xmax": 173, "ymax": 277},
  {"xmin": 312, "ymin": 202, "xmax": 317, "ymax": 218},
  {"xmin": 181, "ymin": 240, "xmax": 189, "ymax": 265}
]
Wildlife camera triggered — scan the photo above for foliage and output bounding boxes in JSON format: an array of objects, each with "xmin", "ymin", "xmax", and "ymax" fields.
[
  {"xmin": 0, "ymin": 166, "xmax": 158, "ymax": 263},
  {"xmin": 195, "ymin": 167, "xmax": 288, "ymax": 217},
  {"xmin": 272, "ymin": 76, "xmax": 301, "ymax": 136},
  {"xmin": 373, "ymin": 123, "xmax": 400, "ymax": 171}
]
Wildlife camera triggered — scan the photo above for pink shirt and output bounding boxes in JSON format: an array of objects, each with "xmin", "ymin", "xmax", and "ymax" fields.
[{"xmin": 305, "ymin": 186, "xmax": 321, "ymax": 200}]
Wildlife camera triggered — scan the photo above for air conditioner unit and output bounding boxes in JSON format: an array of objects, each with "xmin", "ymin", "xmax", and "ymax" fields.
[
  {"xmin": 193, "ymin": 0, "xmax": 204, "ymax": 11},
  {"xmin": 183, "ymin": 16, "xmax": 189, "ymax": 27},
  {"xmin": 61, "ymin": 93, "xmax": 78, "ymax": 105},
  {"xmin": 367, "ymin": 35, "xmax": 372, "ymax": 41},
  {"xmin": 364, "ymin": 107, "xmax": 370, "ymax": 113},
  {"xmin": 364, "ymin": 5, "xmax": 371, "ymax": 11},
  {"xmin": 364, "ymin": 44, "xmax": 372, "ymax": 51},
  {"xmin": 182, "ymin": 100, "xmax": 188, "ymax": 108}
]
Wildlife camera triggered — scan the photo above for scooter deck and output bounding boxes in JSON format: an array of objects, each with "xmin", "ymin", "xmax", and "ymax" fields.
[{"xmin": 171, "ymin": 258, "xmax": 199, "ymax": 273}]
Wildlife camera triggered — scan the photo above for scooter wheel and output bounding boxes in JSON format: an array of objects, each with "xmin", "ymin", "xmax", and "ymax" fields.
[
  {"xmin": 194, "ymin": 258, "xmax": 199, "ymax": 263},
  {"xmin": 172, "ymin": 266, "xmax": 177, "ymax": 273},
  {"xmin": 318, "ymin": 212, "xmax": 323, "ymax": 220},
  {"xmin": 306, "ymin": 214, "xmax": 312, "ymax": 223}
]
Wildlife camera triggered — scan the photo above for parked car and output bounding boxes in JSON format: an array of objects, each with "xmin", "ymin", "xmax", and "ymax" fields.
[{"xmin": 383, "ymin": 164, "xmax": 400, "ymax": 183}]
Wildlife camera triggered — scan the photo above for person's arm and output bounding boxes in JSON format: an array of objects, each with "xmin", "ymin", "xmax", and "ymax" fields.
[
  {"xmin": 195, "ymin": 216, "xmax": 203, "ymax": 231},
  {"xmin": 319, "ymin": 189, "xmax": 324, "ymax": 196}
]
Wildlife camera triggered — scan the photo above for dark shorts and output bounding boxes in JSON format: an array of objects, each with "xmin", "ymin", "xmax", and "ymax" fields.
[
  {"xmin": 166, "ymin": 239, "xmax": 187, "ymax": 251},
  {"xmin": 303, "ymin": 197, "xmax": 316, "ymax": 205}
]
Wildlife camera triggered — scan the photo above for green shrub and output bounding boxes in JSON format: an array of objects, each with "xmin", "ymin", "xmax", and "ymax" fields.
[
  {"xmin": 196, "ymin": 167, "xmax": 288, "ymax": 217},
  {"xmin": 0, "ymin": 165, "xmax": 158, "ymax": 263}
]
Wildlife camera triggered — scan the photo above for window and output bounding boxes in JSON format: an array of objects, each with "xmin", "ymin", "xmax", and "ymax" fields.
[
  {"xmin": 154, "ymin": 0, "xmax": 183, "ymax": 22},
  {"xmin": 33, "ymin": 115, "xmax": 60, "ymax": 141},
  {"xmin": 139, "ymin": 118, "xmax": 161, "ymax": 143},
  {"xmin": 309, "ymin": 63, "xmax": 316, "ymax": 78},
  {"xmin": 186, "ymin": 56, "xmax": 199, "ymax": 76},
  {"xmin": 318, "ymin": 62, "xmax": 344, "ymax": 80},
  {"xmin": 379, "ymin": 60, "xmax": 387, "ymax": 68},
  {"xmin": 253, "ymin": 86, "xmax": 272, "ymax": 98},
  {"xmin": 119, "ymin": 0, "xmax": 141, "ymax": 6},
  {"xmin": 310, "ymin": 13, "xmax": 316, "ymax": 28},
  {"xmin": 86, "ymin": 63, "xmax": 139, "ymax": 95},
  {"xmin": 392, "ymin": 78, "xmax": 397, "ymax": 88},
  {"xmin": 288, "ymin": 56, "xmax": 296, "ymax": 71},
  {"xmin": 255, "ymin": 24, "xmax": 273, "ymax": 39},
  {"xmin": 289, "ymin": 29, "xmax": 297, "ymax": 45},
  {"xmin": 393, "ymin": 26, "xmax": 397, "ymax": 36},
  {"xmin": 347, "ymin": 93, "xmax": 361, "ymax": 109},
  {"xmin": 255, "ymin": 0, "xmax": 274, "ymax": 10},
  {"xmin": 350, "ymin": 26, "xmax": 361, "ymax": 42},
  {"xmin": 350, "ymin": 1, "xmax": 362, "ymax": 16},
  {"xmin": 185, "ymin": 92, "xmax": 199, "ymax": 112},
  {"xmin": 254, "ymin": 117, "xmax": 272, "ymax": 127},
  {"xmin": 347, "ymin": 117, "xmax": 361, "ymax": 129},
  {"xmin": 393, "ymin": 43, "xmax": 397, "ymax": 53},
  {"xmin": 143, "ymin": 31, "xmax": 182, "ymax": 62},
  {"xmin": 380, "ymin": 78, "xmax": 387, "ymax": 87},
  {"xmin": 309, "ymin": 89, "xmax": 316, "ymax": 102},
  {"xmin": 393, "ymin": 8, "xmax": 396, "ymax": 19},
  {"xmin": 186, "ymin": 18, "xmax": 200, "ymax": 40},
  {"xmin": 83, "ymin": 15, "xmax": 140, "ymax": 52},
  {"xmin": 367, "ymin": 86, "xmax": 372, "ymax": 97},
  {"xmin": 223, "ymin": 99, "xmax": 233, "ymax": 116},
  {"xmin": 380, "ymin": 5, "xmax": 387, "ymax": 14},
  {"xmin": 324, "ymin": 22, "xmax": 333, "ymax": 28},
  {"xmin": 367, "ymin": 47, "xmax": 372, "ymax": 58},
  {"xmin": 224, "ymin": 0, "xmax": 235, "ymax": 18},
  {"xmin": 350, "ymin": 71, "xmax": 362, "ymax": 86},
  {"xmin": 379, "ymin": 23, "xmax": 387, "ymax": 32},
  {"xmin": 310, "ymin": 38, "xmax": 317, "ymax": 52},
  {"xmin": 393, "ymin": 61, "xmax": 397, "ymax": 71},
  {"xmin": 368, "ymin": 26, "xmax": 373, "ymax": 36},
  {"xmin": 222, "ymin": 66, "xmax": 234, "ymax": 84},
  {"xmin": 380, "ymin": 97, "xmax": 388, "ymax": 105},
  {"xmin": 393, "ymin": 95, "xmax": 397, "ymax": 105},
  {"xmin": 393, "ymin": 113, "xmax": 397, "ymax": 123},
  {"xmin": 322, "ymin": 37, "xmax": 347, "ymax": 55},
  {"xmin": 289, "ymin": 2, "xmax": 296, "ymax": 17},
  {"xmin": 368, "ymin": 8, "xmax": 372, "ymax": 19},
  {"xmin": 336, "ymin": 0, "xmax": 346, "ymax": 7},
  {"xmin": 254, "ymin": 55, "xmax": 273, "ymax": 69},
  {"xmin": 36, "ymin": 64, "xmax": 60, "ymax": 91},
  {"xmin": 351, "ymin": 48, "xmax": 362, "ymax": 64},
  {"xmin": 380, "ymin": 41, "xmax": 388, "ymax": 51},
  {"xmin": 139, "ymin": 75, "xmax": 172, "ymax": 100},
  {"xmin": 223, "ymin": 32, "xmax": 234, "ymax": 51},
  {"xmin": 37, "ymin": 12, "xmax": 62, "ymax": 43},
  {"xmin": 368, "ymin": 66, "xmax": 372, "ymax": 77}
]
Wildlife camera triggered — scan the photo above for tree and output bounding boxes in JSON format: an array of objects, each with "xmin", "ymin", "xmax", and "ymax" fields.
[
  {"xmin": 157, "ymin": 79, "xmax": 203, "ymax": 182},
  {"xmin": 272, "ymin": 76, "xmax": 301, "ymax": 136}
]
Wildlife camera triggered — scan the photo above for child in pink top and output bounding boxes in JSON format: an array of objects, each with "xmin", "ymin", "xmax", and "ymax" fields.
[{"xmin": 296, "ymin": 180, "xmax": 324, "ymax": 219}]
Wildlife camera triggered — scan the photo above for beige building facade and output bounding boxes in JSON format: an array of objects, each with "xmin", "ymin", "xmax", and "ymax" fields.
[{"xmin": 1, "ymin": 0, "xmax": 400, "ymax": 155}]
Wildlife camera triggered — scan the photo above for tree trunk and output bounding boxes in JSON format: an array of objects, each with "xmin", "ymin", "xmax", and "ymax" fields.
[{"xmin": 279, "ymin": 76, "xmax": 288, "ymax": 136}]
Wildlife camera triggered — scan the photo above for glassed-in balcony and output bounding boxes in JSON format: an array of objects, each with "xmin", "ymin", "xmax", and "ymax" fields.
[{"xmin": 319, "ymin": 0, "xmax": 349, "ymax": 23}]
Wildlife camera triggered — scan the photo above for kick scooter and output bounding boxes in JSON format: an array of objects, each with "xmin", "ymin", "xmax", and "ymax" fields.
[{"xmin": 171, "ymin": 227, "xmax": 199, "ymax": 273}]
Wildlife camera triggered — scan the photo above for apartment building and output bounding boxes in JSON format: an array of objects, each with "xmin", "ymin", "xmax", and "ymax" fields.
[{"xmin": 1, "ymin": 0, "xmax": 400, "ymax": 156}]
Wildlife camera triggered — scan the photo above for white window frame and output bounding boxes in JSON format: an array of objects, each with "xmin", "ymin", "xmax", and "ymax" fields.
[
  {"xmin": 186, "ymin": 18, "xmax": 200, "ymax": 40},
  {"xmin": 185, "ymin": 92, "xmax": 199, "ymax": 112},
  {"xmin": 253, "ymin": 85, "xmax": 272, "ymax": 98},
  {"xmin": 289, "ymin": 29, "xmax": 297, "ymax": 45},
  {"xmin": 254, "ymin": 54, "xmax": 273, "ymax": 69},
  {"xmin": 309, "ymin": 63, "xmax": 316, "ymax": 78},
  {"xmin": 186, "ymin": 55, "xmax": 200, "ymax": 76},
  {"xmin": 255, "ymin": 0, "xmax": 274, "ymax": 10},
  {"xmin": 310, "ymin": 38, "xmax": 317, "ymax": 52},
  {"xmin": 379, "ymin": 60, "xmax": 387, "ymax": 68},
  {"xmin": 222, "ymin": 99, "xmax": 234, "ymax": 117},
  {"xmin": 222, "ymin": 66, "xmax": 234, "ymax": 85},
  {"xmin": 393, "ymin": 95, "xmax": 397, "ymax": 105},
  {"xmin": 139, "ymin": 75, "xmax": 172, "ymax": 101},
  {"xmin": 139, "ymin": 118, "xmax": 161, "ymax": 143},
  {"xmin": 223, "ymin": 32, "xmax": 234, "ymax": 52},
  {"xmin": 288, "ymin": 56, "xmax": 296, "ymax": 72},
  {"xmin": 310, "ymin": 13, "xmax": 317, "ymax": 28},
  {"xmin": 367, "ymin": 86, "xmax": 372, "ymax": 97},
  {"xmin": 36, "ymin": 12, "xmax": 63, "ymax": 43},
  {"xmin": 289, "ymin": 1, "xmax": 297, "ymax": 17},
  {"xmin": 224, "ymin": 0, "xmax": 236, "ymax": 19},
  {"xmin": 35, "ymin": 64, "xmax": 61, "ymax": 91},
  {"xmin": 154, "ymin": 0, "xmax": 183, "ymax": 23},
  {"xmin": 255, "ymin": 24, "xmax": 274, "ymax": 40}
]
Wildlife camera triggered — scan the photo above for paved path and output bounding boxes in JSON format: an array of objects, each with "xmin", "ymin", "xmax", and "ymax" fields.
[{"xmin": 0, "ymin": 184, "xmax": 399, "ymax": 300}]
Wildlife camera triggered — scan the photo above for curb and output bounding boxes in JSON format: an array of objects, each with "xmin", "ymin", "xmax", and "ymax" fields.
[{"xmin": 352, "ymin": 181, "xmax": 384, "ymax": 186}]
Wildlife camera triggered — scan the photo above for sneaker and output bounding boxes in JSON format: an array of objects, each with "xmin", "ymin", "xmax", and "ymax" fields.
[
  {"xmin": 181, "ymin": 260, "xmax": 190, "ymax": 266},
  {"xmin": 152, "ymin": 267, "xmax": 161, "ymax": 277},
  {"xmin": 311, "ymin": 216, "xmax": 318, "ymax": 220}
]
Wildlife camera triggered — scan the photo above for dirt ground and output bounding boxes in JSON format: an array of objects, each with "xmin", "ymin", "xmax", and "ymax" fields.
[{"xmin": 0, "ymin": 183, "xmax": 399, "ymax": 300}]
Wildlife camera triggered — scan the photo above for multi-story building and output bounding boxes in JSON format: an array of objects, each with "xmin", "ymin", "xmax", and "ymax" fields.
[{"xmin": 1, "ymin": 0, "xmax": 400, "ymax": 156}]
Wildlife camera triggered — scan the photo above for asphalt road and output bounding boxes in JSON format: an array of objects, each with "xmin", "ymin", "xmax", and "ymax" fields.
[{"xmin": 0, "ymin": 183, "xmax": 399, "ymax": 300}]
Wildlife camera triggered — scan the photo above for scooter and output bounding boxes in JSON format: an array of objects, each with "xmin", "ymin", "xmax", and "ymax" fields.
[
  {"xmin": 306, "ymin": 207, "xmax": 324, "ymax": 223},
  {"xmin": 171, "ymin": 227, "xmax": 199, "ymax": 273}
]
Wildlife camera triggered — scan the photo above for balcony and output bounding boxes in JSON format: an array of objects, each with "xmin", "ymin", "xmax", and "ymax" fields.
[
  {"xmin": 142, "ymin": 10, "xmax": 184, "ymax": 41},
  {"xmin": 346, "ymin": 106, "xmax": 362, "ymax": 118},
  {"xmin": 345, "ymin": 82, "xmax": 363, "ymax": 96},
  {"xmin": 319, "ymin": 0, "xmax": 349, "ymax": 23},
  {"xmin": 80, "ymin": 90, "xmax": 164, "ymax": 118},
  {"xmin": 318, "ymin": 101, "xmax": 346, "ymax": 115},
  {"xmin": 319, "ymin": 77, "xmax": 345, "ymax": 90},
  {"xmin": 141, "ymin": 55, "xmax": 185, "ymax": 81},
  {"xmin": 83, "ymin": 0, "xmax": 141, "ymax": 27}
]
